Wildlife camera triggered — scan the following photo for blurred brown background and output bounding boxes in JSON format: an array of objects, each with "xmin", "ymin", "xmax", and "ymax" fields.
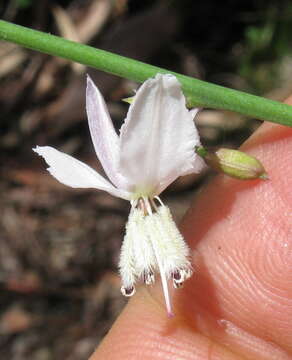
[{"xmin": 1, "ymin": 0, "xmax": 292, "ymax": 359}]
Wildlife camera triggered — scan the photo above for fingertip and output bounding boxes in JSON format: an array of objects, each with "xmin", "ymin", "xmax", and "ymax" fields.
[{"xmin": 89, "ymin": 289, "xmax": 166, "ymax": 359}]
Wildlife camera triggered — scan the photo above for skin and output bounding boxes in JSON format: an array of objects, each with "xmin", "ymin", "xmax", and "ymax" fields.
[{"xmin": 90, "ymin": 97, "xmax": 292, "ymax": 360}]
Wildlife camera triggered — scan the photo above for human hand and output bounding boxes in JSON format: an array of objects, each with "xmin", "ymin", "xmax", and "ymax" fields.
[{"xmin": 90, "ymin": 103, "xmax": 292, "ymax": 359}]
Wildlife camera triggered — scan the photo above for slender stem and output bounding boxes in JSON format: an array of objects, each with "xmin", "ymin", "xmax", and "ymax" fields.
[{"xmin": 0, "ymin": 20, "xmax": 292, "ymax": 127}]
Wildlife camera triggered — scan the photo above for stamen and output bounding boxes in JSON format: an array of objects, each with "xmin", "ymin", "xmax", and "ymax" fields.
[
  {"xmin": 154, "ymin": 196, "xmax": 164, "ymax": 206},
  {"xmin": 137, "ymin": 198, "xmax": 147, "ymax": 215},
  {"xmin": 173, "ymin": 281, "xmax": 183, "ymax": 289},
  {"xmin": 172, "ymin": 269, "xmax": 185, "ymax": 289},
  {"xmin": 143, "ymin": 197, "xmax": 153, "ymax": 215},
  {"xmin": 181, "ymin": 268, "xmax": 193, "ymax": 281},
  {"xmin": 121, "ymin": 285, "xmax": 136, "ymax": 297},
  {"xmin": 150, "ymin": 198, "xmax": 159, "ymax": 212},
  {"xmin": 119, "ymin": 207, "xmax": 139, "ymax": 296},
  {"xmin": 171, "ymin": 268, "xmax": 193, "ymax": 289},
  {"xmin": 143, "ymin": 270, "xmax": 155, "ymax": 285},
  {"xmin": 130, "ymin": 199, "xmax": 137, "ymax": 208},
  {"xmin": 172, "ymin": 269, "xmax": 182, "ymax": 281}
]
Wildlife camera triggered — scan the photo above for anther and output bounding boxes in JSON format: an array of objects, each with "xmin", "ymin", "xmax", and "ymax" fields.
[
  {"xmin": 137, "ymin": 198, "xmax": 147, "ymax": 215},
  {"xmin": 121, "ymin": 285, "xmax": 136, "ymax": 297},
  {"xmin": 143, "ymin": 270, "xmax": 155, "ymax": 285},
  {"xmin": 173, "ymin": 280, "xmax": 183, "ymax": 289},
  {"xmin": 183, "ymin": 268, "xmax": 193, "ymax": 280},
  {"xmin": 171, "ymin": 269, "xmax": 193, "ymax": 289},
  {"xmin": 172, "ymin": 270, "xmax": 182, "ymax": 282}
]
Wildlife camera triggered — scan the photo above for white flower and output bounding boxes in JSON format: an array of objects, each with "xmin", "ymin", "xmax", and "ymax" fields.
[{"xmin": 33, "ymin": 73, "xmax": 204, "ymax": 316}]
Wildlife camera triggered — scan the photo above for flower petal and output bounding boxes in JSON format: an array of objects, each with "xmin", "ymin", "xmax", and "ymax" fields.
[
  {"xmin": 33, "ymin": 146, "xmax": 130, "ymax": 200},
  {"xmin": 86, "ymin": 75, "xmax": 125, "ymax": 188},
  {"xmin": 119, "ymin": 74, "xmax": 203, "ymax": 196}
]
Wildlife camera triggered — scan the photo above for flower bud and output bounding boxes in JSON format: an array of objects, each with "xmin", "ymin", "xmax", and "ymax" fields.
[
  {"xmin": 195, "ymin": 146, "xmax": 268, "ymax": 180},
  {"xmin": 122, "ymin": 96, "xmax": 134, "ymax": 104}
]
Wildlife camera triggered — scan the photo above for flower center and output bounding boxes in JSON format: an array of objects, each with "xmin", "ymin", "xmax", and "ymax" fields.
[
  {"xmin": 135, "ymin": 196, "xmax": 161, "ymax": 215},
  {"xmin": 130, "ymin": 186, "xmax": 157, "ymax": 201}
]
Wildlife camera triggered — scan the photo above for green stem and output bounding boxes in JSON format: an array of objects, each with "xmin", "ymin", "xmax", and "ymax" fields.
[{"xmin": 0, "ymin": 20, "xmax": 292, "ymax": 127}]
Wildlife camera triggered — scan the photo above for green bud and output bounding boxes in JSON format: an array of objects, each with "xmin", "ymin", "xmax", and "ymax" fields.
[
  {"xmin": 194, "ymin": 146, "xmax": 208, "ymax": 158},
  {"xmin": 122, "ymin": 96, "xmax": 134, "ymax": 104},
  {"xmin": 195, "ymin": 146, "xmax": 268, "ymax": 180}
]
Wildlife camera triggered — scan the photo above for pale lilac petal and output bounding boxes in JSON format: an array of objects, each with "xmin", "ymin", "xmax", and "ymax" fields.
[
  {"xmin": 33, "ymin": 146, "xmax": 130, "ymax": 200},
  {"xmin": 178, "ymin": 107, "xmax": 206, "ymax": 176},
  {"xmin": 86, "ymin": 76, "xmax": 125, "ymax": 188},
  {"xmin": 189, "ymin": 107, "xmax": 200, "ymax": 120},
  {"xmin": 119, "ymin": 74, "xmax": 202, "ymax": 195}
]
